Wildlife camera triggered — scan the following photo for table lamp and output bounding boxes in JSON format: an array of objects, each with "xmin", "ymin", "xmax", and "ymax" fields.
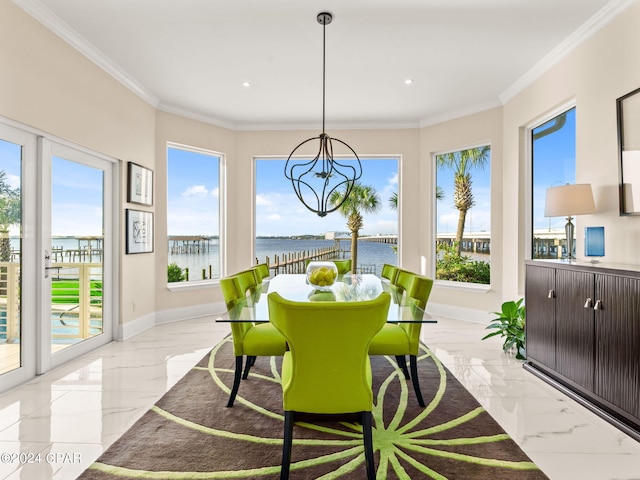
[{"xmin": 544, "ymin": 183, "xmax": 596, "ymax": 259}]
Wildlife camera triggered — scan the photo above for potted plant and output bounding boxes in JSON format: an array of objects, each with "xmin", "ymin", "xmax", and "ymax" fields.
[{"xmin": 482, "ymin": 298, "xmax": 526, "ymax": 360}]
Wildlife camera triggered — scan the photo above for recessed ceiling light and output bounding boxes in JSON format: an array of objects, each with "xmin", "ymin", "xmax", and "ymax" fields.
[
  {"xmin": 242, "ymin": 81, "xmax": 251, "ymax": 88},
  {"xmin": 404, "ymin": 78, "xmax": 414, "ymax": 85}
]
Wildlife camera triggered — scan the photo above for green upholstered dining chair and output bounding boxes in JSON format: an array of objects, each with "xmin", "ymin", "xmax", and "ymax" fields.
[
  {"xmin": 268, "ymin": 291, "xmax": 391, "ymax": 480},
  {"xmin": 220, "ymin": 273, "xmax": 286, "ymax": 407},
  {"xmin": 332, "ymin": 259, "xmax": 352, "ymax": 274},
  {"xmin": 380, "ymin": 263, "xmax": 399, "ymax": 283},
  {"xmin": 369, "ymin": 272, "xmax": 433, "ymax": 407},
  {"xmin": 253, "ymin": 263, "xmax": 271, "ymax": 282}
]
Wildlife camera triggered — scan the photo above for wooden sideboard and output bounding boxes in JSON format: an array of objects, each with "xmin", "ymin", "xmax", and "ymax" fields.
[{"xmin": 524, "ymin": 260, "xmax": 640, "ymax": 441}]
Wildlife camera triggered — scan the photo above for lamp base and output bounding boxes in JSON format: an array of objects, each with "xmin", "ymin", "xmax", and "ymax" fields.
[{"xmin": 564, "ymin": 216, "xmax": 575, "ymax": 260}]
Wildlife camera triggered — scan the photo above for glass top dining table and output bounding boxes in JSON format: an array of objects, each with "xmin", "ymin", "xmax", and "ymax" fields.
[{"xmin": 219, "ymin": 273, "xmax": 436, "ymax": 324}]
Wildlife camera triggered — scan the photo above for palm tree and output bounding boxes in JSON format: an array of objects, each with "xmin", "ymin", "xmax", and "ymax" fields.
[
  {"xmin": 389, "ymin": 187, "xmax": 444, "ymax": 211},
  {"xmin": 436, "ymin": 146, "xmax": 489, "ymax": 254},
  {"xmin": 329, "ymin": 183, "xmax": 381, "ymax": 273},
  {"xmin": 0, "ymin": 171, "xmax": 21, "ymax": 262}
]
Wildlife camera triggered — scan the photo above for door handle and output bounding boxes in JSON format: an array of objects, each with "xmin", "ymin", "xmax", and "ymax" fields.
[
  {"xmin": 584, "ymin": 298, "xmax": 593, "ymax": 308},
  {"xmin": 593, "ymin": 300, "xmax": 602, "ymax": 311},
  {"xmin": 548, "ymin": 289, "xmax": 555, "ymax": 299},
  {"xmin": 44, "ymin": 249, "xmax": 60, "ymax": 278}
]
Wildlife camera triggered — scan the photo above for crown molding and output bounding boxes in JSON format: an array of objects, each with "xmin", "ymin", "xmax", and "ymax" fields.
[
  {"xmin": 158, "ymin": 102, "xmax": 421, "ymax": 132},
  {"xmin": 157, "ymin": 103, "xmax": 239, "ymax": 131},
  {"xmin": 419, "ymin": 98, "xmax": 503, "ymax": 128},
  {"xmin": 236, "ymin": 120, "xmax": 421, "ymax": 132},
  {"xmin": 12, "ymin": 0, "xmax": 159, "ymax": 108},
  {"xmin": 499, "ymin": 0, "xmax": 636, "ymax": 104}
]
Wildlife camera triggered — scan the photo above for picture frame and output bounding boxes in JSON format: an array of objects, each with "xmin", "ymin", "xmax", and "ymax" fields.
[
  {"xmin": 127, "ymin": 162, "xmax": 153, "ymax": 206},
  {"xmin": 126, "ymin": 209, "xmax": 154, "ymax": 254},
  {"xmin": 584, "ymin": 226, "xmax": 605, "ymax": 258},
  {"xmin": 617, "ymin": 87, "xmax": 640, "ymax": 215}
]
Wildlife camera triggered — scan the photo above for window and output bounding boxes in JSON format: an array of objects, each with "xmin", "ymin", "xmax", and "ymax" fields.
[
  {"xmin": 435, "ymin": 145, "xmax": 491, "ymax": 285},
  {"xmin": 531, "ymin": 107, "xmax": 576, "ymax": 259},
  {"xmin": 167, "ymin": 145, "xmax": 221, "ymax": 283},
  {"xmin": 254, "ymin": 157, "xmax": 399, "ymax": 276}
]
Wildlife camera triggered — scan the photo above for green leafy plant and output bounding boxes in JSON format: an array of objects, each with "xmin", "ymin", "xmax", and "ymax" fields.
[
  {"xmin": 436, "ymin": 242, "xmax": 490, "ymax": 284},
  {"xmin": 482, "ymin": 298, "xmax": 526, "ymax": 360},
  {"xmin": 168, "ymin": 262, "xmax": 185, "ymax": 283}
]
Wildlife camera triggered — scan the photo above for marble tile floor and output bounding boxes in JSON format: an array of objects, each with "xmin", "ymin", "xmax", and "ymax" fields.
[{"xmin": 0, "ymin": 314, "xmax": 638, "ymax": 479}]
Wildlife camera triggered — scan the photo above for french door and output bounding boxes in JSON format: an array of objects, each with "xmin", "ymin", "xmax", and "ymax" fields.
[{"xmin": 0, "ymin": 122, "xmax": 116, "ymax": 391}]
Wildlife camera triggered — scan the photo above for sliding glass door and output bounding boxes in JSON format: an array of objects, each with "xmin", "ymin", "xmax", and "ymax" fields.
[
  {"xmin": 0, "ymin": 122, "xmax": 115, "ymax": 391},
  {"xmin": 38, "ymin": 140, "xmax": 115, "ymax": 373}
]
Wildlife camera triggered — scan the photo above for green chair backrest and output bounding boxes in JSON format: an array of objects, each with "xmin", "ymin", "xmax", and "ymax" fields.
[
  {"xmin": 254, "ymin": 263, "xmax": 270, "ymax": 282},
  {"xmin": 220, "ymin": 273, "xmax": 257, "ymax": 356},
  {"xmin": 402, "ymin": 274, "xmax": 433, "ymax": 310},
  {"xmin": 220, "ymin": 276, "xmax": 241, "ymax": 309},
  {"xmin": 395, "ymin": 272, "xmax": 434, "ymax": 355},
  {"xmin": 235, "ymin": 269, "xmax": 259, "ymax": 296},
  {"xmin": 268, "ymin": 291, "xmax": 390, "ymax": 414},
  {"xmin": 381, "ymin": 264, "xmax": 398, "ymax": 283},
  {"xmin": 333, "ymin": 259, "xmax": 352, "ymax": 274}
]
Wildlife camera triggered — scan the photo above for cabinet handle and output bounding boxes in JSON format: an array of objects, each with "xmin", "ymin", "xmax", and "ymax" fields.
[
  {"xmin": 548, "ymin": 289, "xmax": 555, "ymax": 299},
  {"xmin": 584, "ymin": 298, "xmax": 593, "ymax": 308},
  {"xmin": 593, "ymin": 300, "xmax": 602, "ymax": 311}
]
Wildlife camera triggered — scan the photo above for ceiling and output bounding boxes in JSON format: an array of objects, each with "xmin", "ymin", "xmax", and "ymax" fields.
[{"xmin": 14, "ymin": 0, "xmax": 630, "ymax": 130}]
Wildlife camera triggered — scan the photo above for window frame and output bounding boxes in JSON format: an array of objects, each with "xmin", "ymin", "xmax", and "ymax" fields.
[
  {"xmin": 526, "ymin": 102, "xmax": 576, "ymax": 261},
  {"xmin": 432, "ymin": 142, "xmax": 492, "ymax": 289},
  {"xmin": 166, "ymin": 142, "xmax": 224, "ymax": 288}
]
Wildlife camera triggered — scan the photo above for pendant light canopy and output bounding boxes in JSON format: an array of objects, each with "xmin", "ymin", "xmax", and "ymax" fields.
[{"xmin": 284, "ymin": 12, "xmax": 362, "ymax": 217}]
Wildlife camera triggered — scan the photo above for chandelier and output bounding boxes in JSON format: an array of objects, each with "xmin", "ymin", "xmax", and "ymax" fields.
[{"xmin": 284, "ymin": 12, "xmax": 362, "ymax": 217}]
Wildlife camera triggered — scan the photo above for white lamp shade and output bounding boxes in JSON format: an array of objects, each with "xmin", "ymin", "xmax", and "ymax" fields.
[{"xmin": 544, "ymin": 183, "xmax": 596, "ymax": 217}]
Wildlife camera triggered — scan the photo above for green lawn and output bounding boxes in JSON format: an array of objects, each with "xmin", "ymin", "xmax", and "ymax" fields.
[{"xmin": 51, "ymin": 280, "xmax": 102, "ymax": 305}]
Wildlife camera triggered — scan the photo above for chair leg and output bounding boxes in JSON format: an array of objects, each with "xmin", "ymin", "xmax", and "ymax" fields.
[
  {"xmin": 395, "ymin": 355, "xmax": 410, "ymax": 379},
  {"xmin": 242, "ymin": 355, "xmax": 256, "ymax": 379},
  {"xmin": 281, "ymin": 411, "xmax": 295, "ymax": 480},
  {"xmin": 226, "ymin": 356, "xmax": 243, "ymax": 408},
  {"xmin": 361, "ymin": 411, "xmax": 376, "ymax": 480},
  {"xmin": 409, "ymin": 355, "xmax": 425, "ymax": 407}
]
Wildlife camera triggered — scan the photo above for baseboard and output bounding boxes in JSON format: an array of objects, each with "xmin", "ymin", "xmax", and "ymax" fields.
[
  {"xmin": 118, "ymin": 302, "xmax": 227, "ymax": 341},
  {"xmin": 118, "ymin": 311, "xmax": 156, "ymax": 341},
  {"xmin": 154, "ymin": 301, "xmax": 226, "ymax": 325}
]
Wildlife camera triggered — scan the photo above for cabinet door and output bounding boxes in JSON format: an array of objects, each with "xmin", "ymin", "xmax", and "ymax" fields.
[
  {"xmin": 595, "ymin": 274, "xmax": 640, "ymax": 419},
  {"xmin": 525, "ymin": 265, "xmax": 556, "ymax": 369},
  {"xmin": 555, "ymin": 269, "xmax": 594, "ymax": 390}
]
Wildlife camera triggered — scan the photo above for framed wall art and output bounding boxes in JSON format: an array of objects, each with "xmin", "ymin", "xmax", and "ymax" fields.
[
  {"xmin": 126, "ymin": 209, "xmax": 154, "ymax": 254},
  {"xmin": 584, "ymin": 226, "xmax": 605, "ymax": 258},
  {"xmin": 617, "ymin": 87, "xmax": 640, "ymax": 215},
  {"xmin": 128, "ymin": 162, "xmax": 153, "ymax": 206}
]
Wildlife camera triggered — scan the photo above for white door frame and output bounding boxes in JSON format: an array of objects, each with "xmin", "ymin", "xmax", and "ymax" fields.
[
  {"xmin": 0, "ymin": 123, "xmax": 38, "ymax": 391},
  {"xmin": 37, "ymin": 138, "xmax": 118, "ymax": 373}
]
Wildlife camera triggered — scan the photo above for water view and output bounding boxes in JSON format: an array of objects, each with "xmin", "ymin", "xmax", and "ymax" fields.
[{"xmin": 168, "ymin": 237, "xmax": 399, "ymax": 280}]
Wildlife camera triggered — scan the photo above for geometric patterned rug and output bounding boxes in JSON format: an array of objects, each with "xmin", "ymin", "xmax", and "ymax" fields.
[{"xmin": 78, "ymin": 336, "xmax": 549, "ymax": 479}]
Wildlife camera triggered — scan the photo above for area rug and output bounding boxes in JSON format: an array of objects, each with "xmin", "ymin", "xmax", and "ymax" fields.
[{"xmin": 79, "ymin": 337, "xmax": 548, "ymax": 479}]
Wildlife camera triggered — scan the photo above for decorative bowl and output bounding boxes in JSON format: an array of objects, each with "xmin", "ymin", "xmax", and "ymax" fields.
[
  {"xmin": 308, "ymin": 289, "xmax": 337, "ymax": 302},
  {"xmin": 305, "ymin": 261, "xmax": 338, "ymax": 290}
]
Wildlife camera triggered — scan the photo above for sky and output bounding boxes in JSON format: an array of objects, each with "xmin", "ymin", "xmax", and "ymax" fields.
[
  {"xmin": 256, "ymin": 157, "xmax": 398, "ymax": 236},
  {"xmin": 436, "ymin": 152, "xmax": 491, "ymax": 235},
  {"xmin": 167, "ymin": 147, "xmax": 220, "ymax": 236},
  {"xmin": 532, "ymin": 107, "xmax": 576, "ymax": 231}
]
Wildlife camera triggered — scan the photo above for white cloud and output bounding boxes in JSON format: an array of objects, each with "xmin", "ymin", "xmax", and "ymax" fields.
[
  {"xmin": 7, "ymin": 174, "xmax": 20, "ymax": 190},
  {"xmin": 256, "ymin": 193, "xmax": 273, "ymax": 207},
  {"xmin": 182, "ymin": 185, "xmax": 208, "ymax": 197}
]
